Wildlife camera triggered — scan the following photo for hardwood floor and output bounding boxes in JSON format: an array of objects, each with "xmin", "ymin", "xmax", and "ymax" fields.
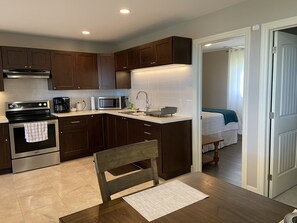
[{"xmin": 202, "ymin": 135, "xmax": 242, "ymax": 187}]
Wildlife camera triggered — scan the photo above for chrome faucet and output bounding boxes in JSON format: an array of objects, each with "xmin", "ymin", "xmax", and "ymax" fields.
[{"xmin": 136, "ymin": 91, "xmax": 150, "ymax": 113}]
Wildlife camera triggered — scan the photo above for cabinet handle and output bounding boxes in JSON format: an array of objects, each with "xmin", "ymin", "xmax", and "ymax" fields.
[
  {"xmin": 54, "ymin": 87, "xmax": 57, "ymax": 90},
  {"xmin": 122, "ymin": 117, "xmax": 127, "ymax": 120},
  {"xmin": 71, "ymin": 121, "xmax": 81, "ymax": 124},
  {"xmin": 60, "ymin": 131, "xmax": 63, "ymax": 134},
  {"xmin": 123, "ymin": 66, "xmax": 127, "ymax": 69},
  {"xmin": 78, "ymin": 86, "xmax": 81, "ymax": 89},
  {"xmin": 144, "ymin": 131, "xmax": 152, "ymax": 135},
  {"xmin": 25, "ymin": 65, "xmax": 28, "ymax": 68},
  {"xmin": 144, "ymin": 124, "xmax": 151, "ymax": 127},
  {"xmin": 5, "ymin": 139, "xmax": 8, "ymax": 142},
  {"xmin": 29, "ymin": 65, "xmax": 32, "ymax": 68},
  {"xmin": 150, "ymin": 62, "xmax": 156, "ymax": 65}
]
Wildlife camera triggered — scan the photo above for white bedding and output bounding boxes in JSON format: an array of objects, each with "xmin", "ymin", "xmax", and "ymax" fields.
[{"xmin": 202, "ymin": 111, "xmax": 239, "ymax": 152}]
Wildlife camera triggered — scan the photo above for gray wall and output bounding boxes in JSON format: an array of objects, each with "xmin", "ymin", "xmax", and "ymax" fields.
[
  {"xmin": 202, "ymin": 50, "xmax": 228, "ymax": 109},
  {"xmin": 115, "ymin": 0, "xmax": 297, "ymax": 190},
  {"xmin": 0, "ymin": 31, "xmax": 117, "ymax": 53}
]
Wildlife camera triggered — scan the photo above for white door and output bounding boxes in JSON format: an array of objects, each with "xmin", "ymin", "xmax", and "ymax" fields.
[{"xmin": 269, "ymin": 31, "xmax": 297, "ymax": 198}]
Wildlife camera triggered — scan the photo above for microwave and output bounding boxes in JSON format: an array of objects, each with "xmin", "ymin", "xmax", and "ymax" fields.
[{"xmin": 97, "ymin": 96, "xmax": 126, "ymax": 110}]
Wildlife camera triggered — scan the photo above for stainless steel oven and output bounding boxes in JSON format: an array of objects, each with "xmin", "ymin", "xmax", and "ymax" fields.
[{"xmin": 6, "ymin": 100, "xmax": 60, "ymax": 173}]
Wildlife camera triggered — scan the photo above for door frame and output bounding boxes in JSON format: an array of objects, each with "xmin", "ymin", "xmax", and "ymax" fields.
[
  {"xmin": 259, "ymin": 16, "xmax": 297, "ymax": 197},
  {"xmin": 192, "ymin": 27, "xmax": 251, "ymax": 189}
]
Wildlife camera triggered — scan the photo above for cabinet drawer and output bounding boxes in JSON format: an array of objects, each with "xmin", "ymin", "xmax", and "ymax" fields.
[
  {"xmin": 142, "ymin": 122, "xmax": 161, "ymax": 141},
  {"xmin": 59, "ymin": 116, "xmax": 88, "ymax": 130}
]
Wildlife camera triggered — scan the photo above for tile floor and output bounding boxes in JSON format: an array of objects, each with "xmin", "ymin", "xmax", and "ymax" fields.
[
  {"xmin": 0, "ymin": 155, "xmax": 296, "ymax": 223},
  {"xmin": 0, "ymin": 156, "xmax": 156, "ymax": 223}
]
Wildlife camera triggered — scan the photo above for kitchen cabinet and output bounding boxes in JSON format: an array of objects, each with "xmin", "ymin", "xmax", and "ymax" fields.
[
  {"xmin": 0, "ymin": 50, "xmax": 4, "ymax": 91},
  {"xmin": 75, "ymin": 53, "xmax": 98, "ymax": 89},
  {"xmin": 116, "ymin": 71, "xmax": 131, "ymax": 89},
  {"xmin": 88, "ymin": 114, "xmax": 105, "ymax": 153},
  {"xmin": 0, "ymin": 124, "xmax": 12, "ymax": 174},
  {"xmin": 104, "ymin": 115, "xmax": 128, "ymax": 148},
  {"xmin": 1, "ymin": 46, "xmax": 51, "ymax": 70},
  {"xmin": 104, "ymin": 114, "xmax": 192, "ymax": 179},
  {"xmin": 59, "ymin": 116, "xmax": 89, "ymax": 161},
  {"xmin": 114, "ymin": 47, "xmax": 139, "ymax": 71},
  {"xmin": 49, "ymin": 50, "xmax": 98, "ymax": 90},
  {"xmin": 139, "ymin": 37, "xmax": 192, "ymax": 68},
  {"xmin": 98, "ymin": 54, "xmax": 116, "ymax": 89}
]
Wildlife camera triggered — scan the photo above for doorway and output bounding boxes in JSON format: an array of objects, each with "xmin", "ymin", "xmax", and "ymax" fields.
[
  {"xmin": 201, "ymin": 37, "xmax": 245, "ymax": 187},
  {"xmin": 192, "ymin": 27, "xmax": 251, "ymax": 190},
  {"xmin": 259, "ymin": 16, "xmax": 297, "ymax": 204}
]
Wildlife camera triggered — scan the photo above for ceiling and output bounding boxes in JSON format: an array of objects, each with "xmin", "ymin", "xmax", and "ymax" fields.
[
  {"xmin": 202, "ymin": 36, "xmax": 245, "ymax": 52},
  {"xmin": 0, "ymin": 0, "xmax": 246, "ymax": 43}
]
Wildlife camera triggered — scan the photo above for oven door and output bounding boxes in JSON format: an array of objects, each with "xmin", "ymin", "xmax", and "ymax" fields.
[{"xmin": 9, "ymin": 119, "xmax": 59, "ymax": 159}]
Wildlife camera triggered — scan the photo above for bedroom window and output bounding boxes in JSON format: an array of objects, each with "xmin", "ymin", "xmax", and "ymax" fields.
[{"xmin": 227, "ymin": 48, "xmax": 244, "ymax": 134}]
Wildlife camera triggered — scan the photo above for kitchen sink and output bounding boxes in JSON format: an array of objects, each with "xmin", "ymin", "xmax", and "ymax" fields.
[{"xmin": 118, "ymin": 110, "xmax": 146, "ymax": 116}]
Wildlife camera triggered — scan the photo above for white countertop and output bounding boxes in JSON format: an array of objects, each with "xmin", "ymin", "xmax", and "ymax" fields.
[
  {"xmin": 52, "ymin": 110, "xmax": 192, "ymax": 124},
  {"xmin": 0, "ymin": 116, "xmax": 9, "ymax": 124}
]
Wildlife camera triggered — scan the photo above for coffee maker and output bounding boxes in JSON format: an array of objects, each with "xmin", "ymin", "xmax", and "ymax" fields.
[{"xmin": 53, "ymin": 97, "xmax": 70, "ymax": 113}]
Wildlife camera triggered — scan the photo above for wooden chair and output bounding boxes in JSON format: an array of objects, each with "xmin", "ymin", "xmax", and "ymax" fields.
[{"xmin": 93, "ymin": 140, "xmax": 159, "ymax": 203}]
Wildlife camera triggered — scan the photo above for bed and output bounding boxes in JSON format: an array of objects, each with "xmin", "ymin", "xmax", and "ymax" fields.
[{"xmin": 202, "ymin": 108, "xmax": 239, "ymax": 153}]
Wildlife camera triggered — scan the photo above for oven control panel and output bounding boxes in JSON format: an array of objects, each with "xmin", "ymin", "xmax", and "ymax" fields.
[{"xmin": 6, "ymin": 100, "xmax": 50, "ymax": 111}]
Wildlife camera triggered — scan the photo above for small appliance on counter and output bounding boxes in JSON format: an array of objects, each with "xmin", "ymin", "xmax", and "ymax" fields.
[
  {"xmin": 97, "ymin": 96, "xmax": 126, "ymax": 110},
  {"xmin": 53, "ymin": 97, "xmax": 70, "ymax": 113},
  {"xmin": 146, "ymin": 106, "xmax": 177, "ymax": 117}
]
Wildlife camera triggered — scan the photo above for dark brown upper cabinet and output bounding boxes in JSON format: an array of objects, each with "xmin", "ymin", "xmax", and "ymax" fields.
[
  {"xmin": 0, "ymin": 50, "xmax": 4, "ymax": 91},
  {"xmin": 1, "ymin": 46, "xmax": 51, "ymax": 70},
  {"xmin": 139, "ymin": 37, "xmax": 192, "ymax": 68},
  {"xmin": 115, "ymin": 36, "xmax": 191, "ymax": 71},
  {"xmin": 75, "ymin": 53, "xmax": 98, "ymax": 89},
  {"xmin": 98, "ymin": 54, "xmax": 116, "ymax": 89},
  {"xmin": 114, "ymin": 47, "xmax": 140, "ymax": 71},
  {"xmin": 49, "ymin": 51, "xmax": 98, "ymax": 90}
]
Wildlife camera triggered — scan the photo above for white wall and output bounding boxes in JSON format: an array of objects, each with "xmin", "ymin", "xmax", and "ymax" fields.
[
  {"xmin": 130, "ymin": 65, "xmax": 193, "ymax": 116},
  {"xmin": 116, "ymin": 0, "xmax": 297, "ymax": 192},
  {"xmin": 0, "ymin": 79, "xmax": 128, "ymax": 115}
]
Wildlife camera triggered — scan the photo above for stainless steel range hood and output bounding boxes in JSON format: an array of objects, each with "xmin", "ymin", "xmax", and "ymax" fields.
[{"xmin": 3, "ymin": 69, "xmax": 51, "ymax": 79}]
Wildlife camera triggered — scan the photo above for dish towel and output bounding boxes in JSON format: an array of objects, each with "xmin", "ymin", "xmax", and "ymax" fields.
[{"xmin": 24, "ymin": 122, "xmax": 48, "ymax": 143}]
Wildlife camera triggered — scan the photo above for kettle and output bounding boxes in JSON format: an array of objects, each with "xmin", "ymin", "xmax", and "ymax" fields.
[{"xmin": 76, "ymin": 101, "xmax": 86, "ymax": 111}]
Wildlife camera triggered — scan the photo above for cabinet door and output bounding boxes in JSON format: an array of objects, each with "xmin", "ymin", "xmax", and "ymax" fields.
[
  {"xmin": 127, "ymin": 118, "xmax": 144, "ymax": 144},
  {"xmin": 75, "ymin": 53, "xmax": 98, "ymax": 89},
  {"xmin": 139, "ymin": 43, "xmax": 155, "ymax": 67},
  {"xmin": 116, "ymin": 71, "xmax": 131, "ymax": 89},
  {"xmin": 0, "ymin": 50, "xmax": 4, "ymax": 91},
  {"xmin": 127, "ymin": 47, "xmax": 140, "ymax": 69},
  {"xmin": 28, "ymin": 48, "xmax": 51, "ymax": 70},
  {"xmin": 115, "ymin": 116, "xmax": 128, "ymax": 146},
  {"xmin": 1, "ymin": 46, "xmax": 27, "ymax": 69},
  {"xmin": 104, "ymin": 115, "xmax": 117, "ymax": 148},
  {"xmin": 50, "ymin": 51, "xmax": 76, "ymax": 90},
  {"xmin": 155, "ymin": 37, "xmax": 172, "ymax": 65},
  {"xmin": 98, "ymin": 54, "xmax": 115, "ymax": 89},
  {"xmin": 59, "ymin": 116, "xmax": 89, "ymax": 161},
  {"xmin": 0, "ymin": 124, "xmax": 12, "ymax": 172},
  {"xmin": 88, "ymin": 115, "xmax": 105, "ymax": 153},
  {"xmin": 114, "ymin": 51, "xmax": 128, "ymax": 71}
]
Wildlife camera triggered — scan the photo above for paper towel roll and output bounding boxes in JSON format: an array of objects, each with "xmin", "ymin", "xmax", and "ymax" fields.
[{"xmin": 90, "ymin": 97, "xmax": 95, "ymax": 110}]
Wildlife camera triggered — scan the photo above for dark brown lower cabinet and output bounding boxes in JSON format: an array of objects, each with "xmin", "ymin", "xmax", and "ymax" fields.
[
  {"xmin": 0, "ymin": 123, "xmax": 12, "ymax": 174},
  {"xmin": 88, "ymin": 114, "xmax": 105, "ymax": 153},
  {"xmin": 59, "ymin": 116, "xmax": 89, "ymax": 161},
  {"xmin": 105, "ymin": 114, "xmax": 192, "ymax": 180}
]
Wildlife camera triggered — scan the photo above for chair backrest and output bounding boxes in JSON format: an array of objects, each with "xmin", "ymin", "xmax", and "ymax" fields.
[{"xmin": 93, "ymin": 140, "xmax": 159, "ymax": 203}]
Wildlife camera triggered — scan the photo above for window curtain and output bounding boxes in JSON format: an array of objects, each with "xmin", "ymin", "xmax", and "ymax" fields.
[{"xmin": 227, "ymin": 48, "xmax": 244, "ymax": 134}]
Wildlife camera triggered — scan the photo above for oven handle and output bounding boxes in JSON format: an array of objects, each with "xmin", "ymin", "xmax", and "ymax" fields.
[{"xmin": 9, "ymin": 119, "xmax": 58, "ymax": 128}]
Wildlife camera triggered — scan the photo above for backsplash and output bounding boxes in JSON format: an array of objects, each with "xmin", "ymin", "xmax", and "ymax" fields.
[
  {"xmin": 129, "ymin": 65, "xmax": 193, "ymax": 115},
  {"xmin": 0, "ymin": 79, "xmax": 128, "ymax": 115}
]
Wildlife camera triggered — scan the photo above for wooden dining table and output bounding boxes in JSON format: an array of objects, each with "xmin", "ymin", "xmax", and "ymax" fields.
[{"xmin": 59, "ymin": 172, "xmax": 294, "ymax": 223}]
